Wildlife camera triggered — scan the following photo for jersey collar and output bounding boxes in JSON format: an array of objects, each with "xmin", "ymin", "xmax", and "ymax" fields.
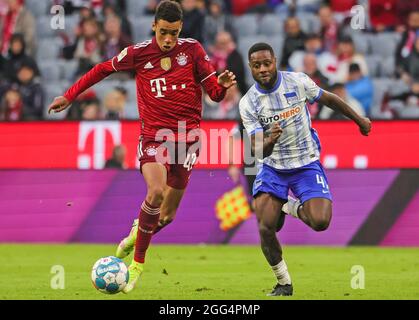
[{"xmin": 255, "ymin": 72, "xmax": 282, "ymax": 94}]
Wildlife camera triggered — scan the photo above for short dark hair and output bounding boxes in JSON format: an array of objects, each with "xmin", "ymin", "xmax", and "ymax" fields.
[
  {"xmin": 155, "ymin": 0, "xmax": 183, "ymax": 23},
  {"xmin": 18, "ymin": 62, "xmax": 35, "ymax": 72},
  {"xmin": 329, "ymin": 82, "xmax": 345, "ymax": 91},
  {"xmin": 305, "ymin": 33, "xmax": 322, "ymax": 41},
  {"xmin": 349, "ymin": 63, "xmax": 361, "ymax": 73},
  {"xmin": 10, "ymin": 33, "xmax": 25, "ymax": 45},
  {"xmin": 114, "ymin": 86, "xmax": 128, "ymax": 96},
  {"xmin": 338, "ymin": 35, "xmax": 353, "ymax": 44},
  {"xmin": 248, "ymin": 42, "xmax": 275, "ymax": 61}
]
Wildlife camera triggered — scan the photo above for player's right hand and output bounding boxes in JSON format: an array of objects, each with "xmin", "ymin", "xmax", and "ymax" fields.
[
  {"xmin": 267, "ymin": 122, "xmax": 283, "ymax": 144},
  {"xmin": 48, "ymin": 96, "xmax": 70, "ymax": 114}
]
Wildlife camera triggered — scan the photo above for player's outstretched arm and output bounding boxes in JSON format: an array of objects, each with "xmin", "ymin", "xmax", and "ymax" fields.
[
  {"xmin": 250, "ymin": 122, "xmax": 283, "ymax": 159},
  {"xmin": 48, "ymin": 60, "xmax": 116, "ymax": 114},
  {"xmin": 318, "ymin": 90, "xmax": 372, "ymax": 136}
]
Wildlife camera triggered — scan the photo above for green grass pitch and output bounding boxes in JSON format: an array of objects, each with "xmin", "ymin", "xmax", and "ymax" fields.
[{"xmin": 1, "ymin": 244, "xmax": 419, "ymax": 300}]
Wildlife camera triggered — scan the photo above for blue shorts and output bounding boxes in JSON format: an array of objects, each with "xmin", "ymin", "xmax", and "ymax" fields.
[{"xmin": 252, "ymin": 160, "xmax": 332, "ymax": 204}]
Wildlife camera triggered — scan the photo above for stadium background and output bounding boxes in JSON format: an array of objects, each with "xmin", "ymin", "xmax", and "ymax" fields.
[{"xmin": 0, "ymin": 0, "xmax": 419, "ymax": 300}]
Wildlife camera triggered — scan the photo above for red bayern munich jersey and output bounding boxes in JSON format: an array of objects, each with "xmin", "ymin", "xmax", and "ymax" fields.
[{"xmin": 64, "ymin": 37, "xmax": 226, "ymax": 141}]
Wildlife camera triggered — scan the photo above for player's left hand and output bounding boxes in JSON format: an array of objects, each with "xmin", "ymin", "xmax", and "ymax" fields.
[
  {"xmin": 358, "ymin": 117, "xmax": 371, "ymax": 136},
  {"xmin": 218, "ymin": 70, "xmax": 237, "ymax": 89},
  {"xmin": 48, "ymin": 96, "xmax": 71, "ymax": 114}
]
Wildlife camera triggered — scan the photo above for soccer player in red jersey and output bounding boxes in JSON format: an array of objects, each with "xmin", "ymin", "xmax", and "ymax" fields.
[{"xmin": 48, "ymin": 0, "xmax": 236, "ymax": 293}]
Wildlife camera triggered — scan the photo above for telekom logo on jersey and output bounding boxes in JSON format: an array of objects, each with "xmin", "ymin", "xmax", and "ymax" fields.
[
  {"xmin": 77, "ymin": 122, "xmax": 121, "ymax": 169},
  {"xmin": 150, "ymin": 78, "xmax": 187, "ymax": 98}
]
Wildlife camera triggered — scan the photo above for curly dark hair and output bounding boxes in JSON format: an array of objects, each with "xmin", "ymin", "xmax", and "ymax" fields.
[{"xmin": 155, "ymin": 0, "xmax": 183, "ymax": 23}]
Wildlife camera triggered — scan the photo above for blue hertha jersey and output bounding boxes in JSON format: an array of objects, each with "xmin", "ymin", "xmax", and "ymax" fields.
[{"xmin": 239, "ymin": 71, "xmax": 323, "ymax": 170}]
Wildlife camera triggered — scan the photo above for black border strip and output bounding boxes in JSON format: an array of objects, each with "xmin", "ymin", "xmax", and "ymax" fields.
[{"xmin": 350, "ymin": 170, "xmax": 419, "ymax": 245}]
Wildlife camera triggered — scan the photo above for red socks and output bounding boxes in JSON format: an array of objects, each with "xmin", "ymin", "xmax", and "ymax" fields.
[{"xmin": 134, "ymin": 201, "xmax": 160, "ymax": 263}]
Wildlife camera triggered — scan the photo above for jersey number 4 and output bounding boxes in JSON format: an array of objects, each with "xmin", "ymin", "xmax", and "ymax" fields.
[{"xmin": 316, "ymin": 174, "xmax": 329, "ymax": 190}]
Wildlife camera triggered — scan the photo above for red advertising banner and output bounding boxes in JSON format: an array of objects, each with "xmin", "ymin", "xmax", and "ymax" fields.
[{"xmin": 0, "ymin": 120, "xmax": 418, "ymax": 169}]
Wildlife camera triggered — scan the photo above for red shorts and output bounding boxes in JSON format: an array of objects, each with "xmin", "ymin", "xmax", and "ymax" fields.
[{"xmin": 137, "ymin": 136, "xmax": 200, "ymax": 190}]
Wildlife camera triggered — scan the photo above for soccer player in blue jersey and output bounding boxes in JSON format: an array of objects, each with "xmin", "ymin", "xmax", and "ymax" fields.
[{"xmin": 239, "ymin": 43, "xmax": 371, "ymax": 296}]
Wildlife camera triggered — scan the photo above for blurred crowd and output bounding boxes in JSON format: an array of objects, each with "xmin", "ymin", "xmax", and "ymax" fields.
[{"xmin": 0, "ymin": 0, "xmax": 418, "ymax": 122}]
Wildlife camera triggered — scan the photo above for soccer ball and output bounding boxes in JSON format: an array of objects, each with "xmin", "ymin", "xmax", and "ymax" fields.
[{"xmin": 91, "ymin": 256, "xmax": 129, "ymax": 294}]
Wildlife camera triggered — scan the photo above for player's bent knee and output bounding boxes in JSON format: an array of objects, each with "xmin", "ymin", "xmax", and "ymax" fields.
[
  {"xmin": 311, "ymin": 216, "xmax": 331, "ymax": 232},
  {"xmin": 147, "ymin": 186, "xmax": 165, "ymax": 204}
]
